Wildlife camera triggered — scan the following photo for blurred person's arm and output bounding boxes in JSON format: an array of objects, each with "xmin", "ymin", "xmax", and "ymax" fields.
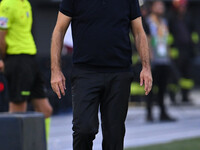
[
  {"xmin": 0, "ymin": 30, "xmax": 7, "ymax": 59},
  {"xmin": 0, "ymin": 0, "xmax": 13, "ymax": 58},
  {"xmin": 51, "ymin": 12, "xmax": 71, "ymax": 99},
  {"xmin": 131, "ymin": 17, "xmax": 152, "ymax": 95},
  {"xmin": 0, "ymin": 59, "xmax": 4, "ymax": 72}
]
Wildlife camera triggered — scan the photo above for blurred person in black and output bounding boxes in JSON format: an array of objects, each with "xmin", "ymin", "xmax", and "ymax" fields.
[
  {"xmin": 169, "ymin": 0, "xmax": 194, "ymax": 103},
  {"xmin": 146, "ymin": 0, "xmax": 176, "ymax": 122}
]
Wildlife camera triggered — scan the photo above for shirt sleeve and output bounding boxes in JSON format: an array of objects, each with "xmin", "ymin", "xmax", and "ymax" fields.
[
  {"xmin": 130, "ymin": 0, "xmax": 141, "ymax": 20},
  {"xmin": 59, "ymin": 0, "xmax": 74, "ymax": 17},
  {"xmin": 0, "ymin": 1, "xmax": 13, "ymax": 29}
]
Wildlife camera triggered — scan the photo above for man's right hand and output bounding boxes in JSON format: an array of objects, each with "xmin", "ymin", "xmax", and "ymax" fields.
[
  {"xmin": 51, "ymin": 70, "xmax": 66, "ymax": 99},
  {"xmin": 0, "ymin": 60, "xmax": 4, "ymax": 72},
  {"xmin": 50, "ymin": 12, "xmax": 71, "ymax": 99}
]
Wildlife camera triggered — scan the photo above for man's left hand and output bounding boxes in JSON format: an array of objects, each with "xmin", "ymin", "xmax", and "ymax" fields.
[{"xmin": 140, "ymin": 67, "xmax": 152, "ymax": 95}]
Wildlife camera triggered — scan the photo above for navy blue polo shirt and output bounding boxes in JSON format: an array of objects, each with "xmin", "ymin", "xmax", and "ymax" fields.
[{"xmin": 60, "ymin": 0, "xmax": 141, "ymax": 72}]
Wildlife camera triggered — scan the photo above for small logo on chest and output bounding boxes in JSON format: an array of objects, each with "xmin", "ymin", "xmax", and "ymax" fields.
[{"xmin": 26, "ymin": 12, "xmax": 29, "ymax": 18}]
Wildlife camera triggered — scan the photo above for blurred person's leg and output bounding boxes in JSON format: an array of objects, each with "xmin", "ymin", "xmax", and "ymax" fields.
[
  {"xmin": 146, "ymin": 91, "xmax": 154, "ymax": 122},
  {"xmin": 178, "ymin": 55, "xmax": 194, "ymax": 103},
  {"xmin": 31, "ymin": 98, "xmax": 52, "ymax": 141},
  {"xmin": 157, "ymin": 66, "xmax": 167, "ymax": 118},
  {"xmin": 100, "ymin": 72, "xmax": 132, "ymax": 150},
  {"xmin": 30, "ymin": 68, "xmax": 53, "ymax": 118},
  {"xmin": 71, "ymin": 68, "xmax": 103, "ymax": 150},
  {"xmin": 30, "ymin": 68, "xmax": 53, "ymax": 140},
  {"xmin": 180, "ymin": 58, "xmax": 190, "ymax": 102},
  {"xmin": 167, "ymin": 62, "xmax": 180, "ymax": 105},
  {"xmin": 158, "ymin": 65, "xmax": 176, "ymax": 122},
  {"xmin": 5, "ymin": 55, "xmax": 53, "ymax": 140},
  {"xmin": 9, "ymin": 101, "xmax": 27, "ymax": 112},
  {"xmin": 146, "ymin": 66, "xmax": 158, "ymax": 122},
  {"xmin": 31, "ymin": 98, "xmax": 52, "ymax": 118},
  {"xmin": 5, "ymin": 55, "xmax": 33, "ymax": 113}
]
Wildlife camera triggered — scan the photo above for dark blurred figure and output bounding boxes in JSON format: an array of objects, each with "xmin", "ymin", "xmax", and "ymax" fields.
[
  {"xmin": 141, "ymin": 3, "xmax": 150, "ymax": 36},
  {"xmin": 146, "ymin": 0, "xmax": 176, "ymax": 122},
  {"xmin": 169, "ymin": 0, "xmax": 194, "ymax": 103},
  {"xmin": 0, "ymin": 57, "xmax": 8, "ymax": 111}
]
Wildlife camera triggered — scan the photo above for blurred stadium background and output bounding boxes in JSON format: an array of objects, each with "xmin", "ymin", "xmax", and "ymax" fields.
[{"xmin": 0, "ymin": 0, "xmax": 200, "ymax": 149}]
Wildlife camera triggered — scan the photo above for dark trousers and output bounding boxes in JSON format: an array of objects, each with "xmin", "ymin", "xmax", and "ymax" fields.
[
  {"xmin": 71, "ymin": 67, "xmax": 133, "ymax": 150},
  {"xmin": 147, "ymin": 65, "xmax": 170, "ymax": 117},
  {"xmin": 177, "ymin": 56, "xmax": 193, "ymax": 101}
]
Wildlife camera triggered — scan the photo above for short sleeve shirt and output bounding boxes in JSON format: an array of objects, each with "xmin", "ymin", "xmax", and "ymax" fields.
[
  {"xmin": 60, "ymin": 0, "xmax": 141, "ymax": 71},
  {"xmin": 0, "ymin": 0, "xmax": 36, "ymax": 55}
]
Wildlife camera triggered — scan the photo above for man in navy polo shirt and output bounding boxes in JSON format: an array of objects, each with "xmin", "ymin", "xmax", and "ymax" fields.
[{"xmin": 51, "ymin": 0, "xmax": 152, "ymax": 149}]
